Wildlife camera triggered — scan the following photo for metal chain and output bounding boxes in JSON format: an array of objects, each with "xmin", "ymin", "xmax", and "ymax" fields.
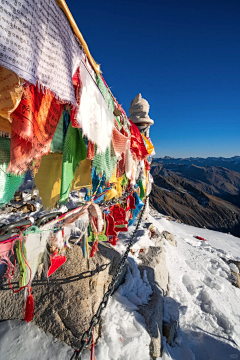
[{"xmin": 70, "ymin": 196, "xmax": 148, "ymax": 360}]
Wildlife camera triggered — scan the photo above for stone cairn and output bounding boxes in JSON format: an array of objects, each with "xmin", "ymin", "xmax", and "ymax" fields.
[{"xmin": 129, "ymin": 93, "xmax": 154, "ymax": 136}]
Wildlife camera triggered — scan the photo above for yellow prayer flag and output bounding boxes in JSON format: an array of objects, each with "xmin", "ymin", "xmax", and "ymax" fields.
[
  {"xmin": 71, "ymin": 159, "xmax": 92, "ymax": 190},
  {"xmin": 35, "ymin": 153, "xmax": 63, "ymax": 209}
]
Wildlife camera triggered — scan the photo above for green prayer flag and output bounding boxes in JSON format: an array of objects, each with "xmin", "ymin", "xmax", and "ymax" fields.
[
  {"xmin": 138, "ymin": 179, "xmax": 146, "ymax": 200},
  {"xmin": 16, "ymin": 240, "xmax": 27, "ymax": 288},
  {"xmin": 93, "ymin": 144, "xmax": 117, "ymax": 181},
  {"xmin": 96, "ymin": 74, "xmax": 115, "ymax": 113},
  {"xmin": 59, "ymin": 124, "xmax": 87, "ymax": 204},
  {"xmin": 96, "ymin": 73, "xmax": 122, "ymax": 129},
  {"xmin": 0, "ymin": 138, "xmax": 24, "ymax": 206},
  {"xmin": 51, "ymin": 110, "xmax": 64, "ymax": 153}
]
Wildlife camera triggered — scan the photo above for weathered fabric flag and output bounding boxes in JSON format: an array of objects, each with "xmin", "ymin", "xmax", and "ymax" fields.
[
  {"xmin": 34, "ymin": 153, "xmax": 63, "ymax": 209},
  {"xmin": 8, "ymin": 84, "xmax": 63, "ymax": 174},
  {"xmin": 0, "ymin": 137, "xmax": 24, "ymax": 205},
  {"xmin": 0, "ymin": 0, "xmax": 82, "ymax": 104},
  {"xmin": 74, "ymin": 62, "xmax": 114, "ymax": 154},
  {"xmin": 59, "ymin": 124, "xmax": 87, "ymax": 204}
]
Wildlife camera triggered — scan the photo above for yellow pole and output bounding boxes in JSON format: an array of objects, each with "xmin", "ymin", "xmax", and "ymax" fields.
[{"xmin": 55, "ymin": 0, "xmax": 100, "ymax": 74}]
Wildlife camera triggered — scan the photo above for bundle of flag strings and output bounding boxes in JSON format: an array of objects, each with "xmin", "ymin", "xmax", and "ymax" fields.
[{"xmin": 0, "ymin": 0, "xmax": 154, "ymax": 323}]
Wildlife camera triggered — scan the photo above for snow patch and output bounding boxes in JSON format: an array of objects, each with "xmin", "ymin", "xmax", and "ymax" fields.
[
  {"xmin": 0, "ymin": 320, "xmax": 72, "ymax": 360},
  {"xmin": 229, "ymin": 263, "xmax": 239, "ymax": 273}
]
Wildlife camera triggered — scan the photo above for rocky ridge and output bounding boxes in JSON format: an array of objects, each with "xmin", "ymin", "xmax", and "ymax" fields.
[{"xmin": 150, "ymin": 163, "xmax": 240, "ymax": 237}]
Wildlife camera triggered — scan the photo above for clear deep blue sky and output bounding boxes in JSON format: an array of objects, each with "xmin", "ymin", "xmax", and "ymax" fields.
[{"xmin": 67, "ymin": 0, "xmax": 240, "ymax": 158}]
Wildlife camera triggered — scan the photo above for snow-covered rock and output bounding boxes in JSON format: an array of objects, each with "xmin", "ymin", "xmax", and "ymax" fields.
[
  {"xmin": 162, "ymin": 231, "xmax": 177, "ymax": 247},
  {"xmin": 137, "ymin": 225, "xmax": 169, "ymax": 358},
  {"xmin": 229, "ymin": 262, "xmax": 239, "ymax": 273}
]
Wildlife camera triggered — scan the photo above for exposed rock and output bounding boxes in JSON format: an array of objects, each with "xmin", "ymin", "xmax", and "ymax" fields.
[
  {"xmin": 229, "ymin": 260, "xmax": 240, "ymax": 272},
  {"xmin": 232, "ymin": 271, "xmax": 240, "ymax": 289},
  {"xmin": 0, "ymin": 242, "xmax": 127, "ymax": 348},
  {"xmin": 162, "ymin": 230, "xmax": 177, "ymax": 247},
  {"xmin": 229, "ymin": 260, "xmax": 240, "ymax": 288},
  {"xmin": 163, "ymin": 320, "xmax": 178, "ymax": 345},
  {"xmin": 138, "ymin": 226, "xmax": 169, "ymax": 359}
]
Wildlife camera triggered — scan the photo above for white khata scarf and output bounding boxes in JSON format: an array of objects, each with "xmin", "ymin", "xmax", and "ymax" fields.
[
  {"xmin": 0, "ymin": 0, "xmax": 82, "ymax": 104},
  {"xmin": 76, "ymin": 62, "xmax": 114, "ymax": 154},
  {"xmin": 125, "ymin": 141, "xmax": 134, "ymax": 180}
]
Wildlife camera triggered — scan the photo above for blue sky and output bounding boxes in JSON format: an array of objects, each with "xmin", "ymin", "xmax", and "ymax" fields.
[{"xmin": 67, "ymin": 0, "xmax": 240, "ymax": 158}]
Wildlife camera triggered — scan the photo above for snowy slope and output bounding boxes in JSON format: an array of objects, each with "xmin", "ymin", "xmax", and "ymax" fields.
[
  {"xmin": 0, "ymin": 213, "xmax": 240, "ymax": 360},
  {"xmin": 149, "ymin": 212, "xmax": 240, "ymax": 360}
]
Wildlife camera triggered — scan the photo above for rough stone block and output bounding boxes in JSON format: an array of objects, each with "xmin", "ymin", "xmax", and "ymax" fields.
[
  {"xmin": 162, "ymin": 230, "xmax": 177, "ymax": 247},
  {"xmin": 0, "ymin": 242, "xmax": 127, "ymax": 349}
]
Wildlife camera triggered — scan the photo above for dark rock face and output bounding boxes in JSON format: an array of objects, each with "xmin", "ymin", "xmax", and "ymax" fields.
[{"xmin": 150, "ymin": 164, "xmax": 240, "ymax": 237}]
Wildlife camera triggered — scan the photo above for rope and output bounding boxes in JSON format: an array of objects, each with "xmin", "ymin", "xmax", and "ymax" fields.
[
  {"xmin": 8, "ymin": 236, "xmax": 32, "ymax": 293},
  {"xmin": 70, "ymin": 196, "xmax": 148, "ymax": 360}
]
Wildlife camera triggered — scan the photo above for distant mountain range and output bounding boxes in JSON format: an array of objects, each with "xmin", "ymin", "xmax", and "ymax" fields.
[
  {"xmin": 152, "ymin": 156, "xmax": 240, "ymax": 172},
  {"xmin": 150, "ymin": 156, "xmax": 240, "ymax": 237}
]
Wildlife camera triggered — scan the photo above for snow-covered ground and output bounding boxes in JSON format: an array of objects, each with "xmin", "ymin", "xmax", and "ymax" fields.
[
  {"xmin": 150, "ymin": 213, "xmax": 240, "ymax": 360},
  {"xmin": 0, "ymin": 211, "xmax": 240, "ymax": 360}
]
